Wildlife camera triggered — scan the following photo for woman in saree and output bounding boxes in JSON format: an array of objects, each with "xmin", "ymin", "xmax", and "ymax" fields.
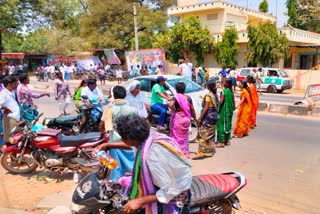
[
  {"xmin": 169, "ymin": 82, "xmax": 196, "ymax": 158},
  {"xmin": 233, "ymin": 80, "xmax": 252, "ymax": 138},
  {"xmin": 246, "ymin": 75, "xmax": 259, "ymax": 128},
  {"xmin": 192, "ymin": 79, "xmax": 219, "ymax": 160},
  {"xmin": 216, "ymin": 79, "xmax": 235, "ymax": 147}
]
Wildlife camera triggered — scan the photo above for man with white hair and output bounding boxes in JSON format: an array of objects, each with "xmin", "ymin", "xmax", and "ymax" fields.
[{"xmin": 125, "ymin": 80, "xmax": 148, "ymax": 118}]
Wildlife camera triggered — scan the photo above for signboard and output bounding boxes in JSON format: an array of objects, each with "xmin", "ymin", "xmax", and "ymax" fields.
[
  {"xmin": 125, "ymin": 48, "xmax": 166, "ymax": 74},
  {"xmin": 305, "ymin": 84, "xmax": 320, "ymax": 98}
]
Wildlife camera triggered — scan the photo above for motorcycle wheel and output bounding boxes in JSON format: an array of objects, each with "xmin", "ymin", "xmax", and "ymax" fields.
[
  {"xmin": 189, "ymin": 124, "xmax": 198, "ymax": 143},
  {"xmin": 44, "ymin": 75, "xmax": 48, "ymax": 82},
  {"xmin": 0, "ymin": 152, "xmax": 38, "ymax": 174},
  {"xmin": 207, "ymin": 200, "xmax": 232, "ymax": 214}
]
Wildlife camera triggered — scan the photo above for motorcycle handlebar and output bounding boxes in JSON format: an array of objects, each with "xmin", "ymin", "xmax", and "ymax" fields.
[{"xmin": 32, "ymin": 113, "xmax": 44, "ymax": 126}]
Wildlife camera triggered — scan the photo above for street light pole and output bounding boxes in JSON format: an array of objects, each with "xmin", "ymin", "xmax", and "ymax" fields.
[{"xmin": 133, "ymin": 2, "xmax": 139, "ymax": 51}]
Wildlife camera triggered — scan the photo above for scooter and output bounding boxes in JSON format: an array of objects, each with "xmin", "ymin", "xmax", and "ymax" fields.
[
  {"xmin": 0, "ymin": 113, "xmax": 109, "ymax": 175},
  {"xmin": 72, "ymin": 157, "xmax": 247, "ymax": 213}
]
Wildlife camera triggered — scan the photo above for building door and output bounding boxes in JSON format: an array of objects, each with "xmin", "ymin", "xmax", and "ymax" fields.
[{"xmin": 300, "ymin": 55, "xmax": 308, "ymax": 69}]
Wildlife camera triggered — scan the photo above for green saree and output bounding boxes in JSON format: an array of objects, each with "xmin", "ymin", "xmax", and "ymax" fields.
[{"xmin": 217, "ymin": 88, "xmax": 234, "ymax": 143}]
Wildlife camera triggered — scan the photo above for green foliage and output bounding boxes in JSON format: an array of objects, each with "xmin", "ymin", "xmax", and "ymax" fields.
[
  {"xmin": 286, "ymin": 0, "xmax": 299, "ymax": 28},
  {"xmin": 214, "ymin": 27, "xmax": 239, "ymax": 68},
  {"xmin": 80, "ymin": 0, "xmax": 168, "ymax": 50},
  {"xmin": 259, "ymin": 0, "xmax": 269, "ymax": 13},
  {"xmin": 247, "ymin": 21, "xmax": 289, "ymax": 67},
  {"xmin": 154, "ymin": 16, "xmax": 214, "ymax": 66},
  {"xmin": 286, "ymin": 0, "xmax": 320, "ymax": 33}
]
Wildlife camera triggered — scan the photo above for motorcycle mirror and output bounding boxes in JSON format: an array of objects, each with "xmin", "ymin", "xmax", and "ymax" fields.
[{"xmin": 81, "ymin": 95, "xmax": 89, "ymax": 100}]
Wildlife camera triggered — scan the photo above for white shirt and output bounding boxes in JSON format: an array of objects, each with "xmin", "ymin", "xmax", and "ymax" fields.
[
  {"xmin": 81, "ymin": 86, "xmax": 104, "ymax": 99},
  {"xmin": 179, "ymin": 63, "xmax": 192, "ymax": 79},
  {"xmin": 147, "ymin": 142, "xmax": 192, "ymax": 203},
  {"xmin": 0, "ymin": 88, "xmax": 20, "ymax": 121},
  {"xmin": 125, "ymin": 92, "xmax": 148, "ymax": 118},
  {"xmin": 229, "ymin": 69, "xmax": 237, "ymax": 78},
  {"xmin": 104, "ymin": 64, "xmax": 111, "ymax": 71}
]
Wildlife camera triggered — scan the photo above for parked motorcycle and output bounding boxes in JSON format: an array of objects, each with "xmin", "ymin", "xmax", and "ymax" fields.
[
  {"xmin": 72, "ymin": 157, "xmax": 247, "ymax": 213},
  {"xmin": 42, "ymin": 115, "xmax": 80, "ymax": 135},
  {"xmin": 35, "ymin": 71, "xmax": 49, "ymax": 82},
  {"xmin": 147, "ymin": 106, "xmax": 198, "ymax": 143},
  {"xmin": 0, "ymin": 113, "xmax": 110, "ymax": 175}
]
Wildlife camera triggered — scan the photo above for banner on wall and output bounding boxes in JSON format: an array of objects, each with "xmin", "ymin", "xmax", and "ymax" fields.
[
  {"xmin": 76, "ymin": 56, "xmax": 102, "ymax": 71},
  {"xmin": 125, "ymin": 48, "xmax": 166, "ymax": 74}
]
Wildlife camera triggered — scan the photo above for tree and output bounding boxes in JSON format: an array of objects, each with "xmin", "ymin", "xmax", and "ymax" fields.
[
  {"xmin": 286, "ymin": 0, "xmax": 320, "ymax": 33},
  {"xmin": 154, "ymin": 16, "xmax": 214, "ymax": 66},
  {"xmin": 247, "ymin": 21, "xmax": 289, "ymax": 67},
  {"xmin": 214, "ymin": 27, "xmax": 239, "ymax": 68},
  {"xmin": 80, "ymin": 0, "xmax": 168, "ymax": 50},
  {"xmin": 259, "ymin": 0, "xmax": 269, "ymax": 13}
]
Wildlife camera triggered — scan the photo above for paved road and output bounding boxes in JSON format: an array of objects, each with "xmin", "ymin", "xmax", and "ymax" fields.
[
  {"xmin": 190, "ymin": 113, "xmax": 320, "ymax": 214},
  {"xmin": 32, "ymin": 95, "xmax": 320, "ymax": 214}
]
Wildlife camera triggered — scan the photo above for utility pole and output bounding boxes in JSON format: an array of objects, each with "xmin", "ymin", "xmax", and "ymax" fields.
[{"xmin": 133, "ymin": 2, "xmax": 139, "ymax": 51}]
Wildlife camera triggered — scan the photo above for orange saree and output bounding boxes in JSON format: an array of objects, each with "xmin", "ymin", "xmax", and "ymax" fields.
[
  {"xmin": 233, "ymin": 89, "xmax": 252, "ymax": 137},
  {"xmin": 248, "ymin": 84, "xmax": 259, "ymax": 128}
]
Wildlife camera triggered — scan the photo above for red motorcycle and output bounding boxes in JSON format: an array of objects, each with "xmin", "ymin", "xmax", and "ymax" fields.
[{"xmin": 0, "ymin": 113, "xmax": 109, "ymax": 175}]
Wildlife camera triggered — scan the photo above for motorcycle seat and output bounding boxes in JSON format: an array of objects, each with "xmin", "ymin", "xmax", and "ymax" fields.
[
  {"xmin": 54, "ymin": 116, "xmax": 79, "ymax": 125},
  {"xmin": 187, "ymin": 174, "xmax": 240, "ymax": 206},
  {"xmin": 60, "ymin": 132, "xmax": 101, "ymax": 147}
]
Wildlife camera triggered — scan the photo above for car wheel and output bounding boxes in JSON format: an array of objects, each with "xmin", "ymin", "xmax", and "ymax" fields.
[
  {"xmin": 277, "ymin": 89, "xmax": 283, "ymax": 93},
  {"xmin": 267, "ymin": 85, "xmax": 277, "ymax": 93}
]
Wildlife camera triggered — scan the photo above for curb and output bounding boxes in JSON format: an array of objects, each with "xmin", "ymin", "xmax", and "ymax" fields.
[{"xmin": 258, "ymin": 102, "xmax": 319, "ymax": 117}]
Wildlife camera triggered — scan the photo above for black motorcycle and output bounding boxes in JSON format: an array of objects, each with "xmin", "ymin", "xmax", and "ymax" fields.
[
  {"xmin": 42, "ymin": 115, "xmax": 80, "ymax": 135},
  {"xmin": 72, "ymin": 158, "xmax": 247, "ymax": 213}
]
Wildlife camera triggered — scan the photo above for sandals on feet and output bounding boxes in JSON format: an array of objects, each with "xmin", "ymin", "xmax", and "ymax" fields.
[
  {"xmin": 192, "ymin": 155, "xmax": 205, "ymax": 160},
  {"xmin": 215, "ymin": 143, "xmax": 225, "ymax": 148}
]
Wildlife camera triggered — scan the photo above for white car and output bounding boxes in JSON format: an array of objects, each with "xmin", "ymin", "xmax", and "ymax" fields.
[
  {"xmin": 122, "ymin": 75, "xmax": 209, "ymax": 142},
  {"xmin": 122, "ymin": 75, "xmax": 208, "ymax": 117}
]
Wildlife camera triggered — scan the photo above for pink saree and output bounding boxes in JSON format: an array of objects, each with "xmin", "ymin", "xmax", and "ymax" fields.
[{"xmin": 170, "ymin": 93, "xmax": 191, "ymax": 158}]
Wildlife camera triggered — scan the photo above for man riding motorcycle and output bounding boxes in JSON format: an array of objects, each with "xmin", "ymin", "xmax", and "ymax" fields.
[
  {"xmin": 150, "ymin": 76, "xmax": 172, "ymax": 131},
  {"xmin": 79, "ymin": 78, "xmax": 104, "ymax": 133}
]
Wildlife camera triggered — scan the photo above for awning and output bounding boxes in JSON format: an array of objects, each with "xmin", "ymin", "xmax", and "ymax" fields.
[
  {"xmin": 2, "ymin": 53, "xmax": 25, "ymax": 59},
  {"xmin": 103, "ymin": 49, "xmax": 121, "ymax": 65}
]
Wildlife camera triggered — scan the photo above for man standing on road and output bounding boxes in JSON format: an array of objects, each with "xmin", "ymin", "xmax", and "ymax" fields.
[
  {"xmin": 179, "ymin": 58, "xmax": 193, "ymax": 80},
  {"xmin": 255, "ymin": 68, "xmax": 263, "ymax": 95},
  {"xmin": 0, "ymin": 76, "xmax": 20, "ymax": 151},
  {"xmin": 218, "ymin": 67, "xmax": 228, "ymax": 83},
  {"xmin": 17, "ymin": 74, "xmax": 50, "ymax": 124},
  {"xmin": 95, "ymin": 86, "xmax": 138, "ymax": 182}
]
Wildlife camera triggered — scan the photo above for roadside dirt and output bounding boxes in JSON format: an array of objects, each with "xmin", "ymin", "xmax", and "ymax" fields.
[{"xmin": 0, "ymin": 166, "xmax": 74, "ymax": 213}]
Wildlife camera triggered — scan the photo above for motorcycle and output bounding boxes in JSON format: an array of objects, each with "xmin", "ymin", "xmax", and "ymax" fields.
[
  {"xmin": 0, "ymin": 113, "xmax": 110, "ymax": 175},
  {"xmin": 81, "ymin": 96, "xmax": 108, "ymax": 133},
  {"xmin": 42, "ymin": 115, "xmax": 80, "ymax": 135},
  {"xmin": 35, "ymin": 70, "xmax": 49, "ymax": 82},
  {"xmin": 72, "ymin": 157, "xmax": 247, "ymax": 214},
  {"xmin": 147, "ymin": 106, "xmax": 198, "ymax": 143}
]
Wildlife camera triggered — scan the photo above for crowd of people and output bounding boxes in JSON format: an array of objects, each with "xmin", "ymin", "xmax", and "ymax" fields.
[{"xmin": 0, "ymin": 58, "xmax": 262, "ymax": 213}]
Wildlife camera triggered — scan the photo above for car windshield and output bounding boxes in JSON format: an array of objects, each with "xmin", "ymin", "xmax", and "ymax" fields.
[
  {"xmin": 167, "ymin": 78, "xmax": 204, "ymax": 93},
  {"xmin": 278, "ymin": 70, "xmax": 289, "ymax": 77}
]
